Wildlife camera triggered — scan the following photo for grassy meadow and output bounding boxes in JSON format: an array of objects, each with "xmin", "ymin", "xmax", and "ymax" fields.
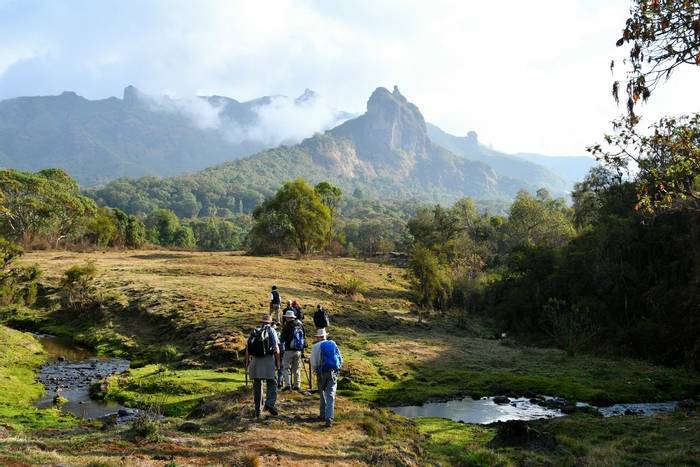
[{"xmin": 0, "ymin": 250, "xmax": 697, "ymax": 465}]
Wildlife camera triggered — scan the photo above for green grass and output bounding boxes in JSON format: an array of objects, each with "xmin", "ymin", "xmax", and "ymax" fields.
[
  {"xmin": 416, "ymin": 417, "xmax": 512, "ymax": 466},
  {"xmin": 510, "ymin": 412, "xmax": 700, "ymax": 466},
  {"xmin": 101, "ymin": 364, "xmax": 247, "ymax": 417},
  {"xmin": 336, "ymin": 331, "xmax": 700, "ymax": 407},
  {"xmin": 0, "ymin": 325, "xmax": 76, "ymax": 430},
  {"xmin": 414, "ymin": 413, "xmax": 700, "ymax": 467}
]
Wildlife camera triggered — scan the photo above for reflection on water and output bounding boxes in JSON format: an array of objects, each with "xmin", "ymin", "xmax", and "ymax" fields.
[
  {"xmin": 36, "ymin": 334, "xmax": 93, "ymax": 361},
  {"xmin": 390, "ymin": 397, "xmax": 564, "ymax": 424},
  {"xmin": 391, "ymin": 396, "xmax": 681, "ymax": 425},
  {"xmin": 585, "ymin": 401, "xmax": 678, "ymax": 417},
  {"xmin": 33, "ymin": 334, "xmax": 131, "ymax": 419}
]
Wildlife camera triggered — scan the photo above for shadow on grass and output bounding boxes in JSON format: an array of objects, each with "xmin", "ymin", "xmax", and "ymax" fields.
[{"xmin": 131, "ymin": 253, "xmax": 195, "ymax": 261}]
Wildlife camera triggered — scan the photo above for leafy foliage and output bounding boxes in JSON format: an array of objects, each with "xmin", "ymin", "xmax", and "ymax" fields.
[
  {"xmin": 0, "ymin": 168, "xmax": 97, "ymax": 247},
  {"xmin": 0, "ymin": 238, "xmax": 41, "ymax": 307},
  {"xmin": 590, "ymin": 114, "xmax": 700, "ymax": 213},
  {"xmin": 613, "ymin": 0, "xmax": 700, "ymax": 114},
  {"xmin": 249, "ymin": 179, "xmax": 331, "ymax": 255},
  {"xmin": 59, "ymin": 261, "xmax": 99, "ymax": 312}
]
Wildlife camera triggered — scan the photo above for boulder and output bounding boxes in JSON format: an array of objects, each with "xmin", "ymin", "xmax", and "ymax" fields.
[
  {"xmin": 490, "ymin": 420, "xmax": 556, "ymax": 450},
  {"xmin": 178, "ymin": 421, "xmax": 201, "ymax": 433},
  {"xmin": 493, "ymin": 396, "xmax": 510, "ymax": 405}
]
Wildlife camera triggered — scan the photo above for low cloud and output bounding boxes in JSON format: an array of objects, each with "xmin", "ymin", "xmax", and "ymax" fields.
[
  {"xmin": 141, "ymin": 88, "xmax": 349, "ymax": 146},
  {"xmin": 234, "ymin": 94, "xmax": 344, "ymax": 145},
  {"xmin": 139, "ymin": 92, "xmax": 225, "ymax": 130}
]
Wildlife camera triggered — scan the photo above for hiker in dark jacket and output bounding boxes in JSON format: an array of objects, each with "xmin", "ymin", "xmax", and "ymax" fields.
[
  {"xmin": 291, "ymin": 300, "xmax": 304, "ymax": 321},
  {"xmin": 280, "ymin": 310, "xmax": 306, "ymax": 391},
  {"xmin": 246, "ymin": 314, "xmax": 280, "ymax": 418},
  {"xmin": 313, "ymin": 304, "xmax": 330, "ymax": 329},
  {"xmin": 269, "ymin": 285, "xmax": 282, "ymax": 324}
]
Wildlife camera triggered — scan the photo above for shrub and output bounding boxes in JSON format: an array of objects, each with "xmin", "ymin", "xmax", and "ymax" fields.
[
  {"xmin": 335, "ymin": 275, "xmax": 365, "ymax": 296},
  {"xmin": 59, "ymin": 261, "xmax": 98, "ymax": 312},
  {"xmin": 129, "ymin": 412, "xmax": 161, "ymax": 442}
]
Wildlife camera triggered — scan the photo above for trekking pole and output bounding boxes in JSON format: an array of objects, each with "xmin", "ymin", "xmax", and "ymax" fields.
[{"xmin": 308, "ymin": 359, "xmax": 313, "ymax": 391}]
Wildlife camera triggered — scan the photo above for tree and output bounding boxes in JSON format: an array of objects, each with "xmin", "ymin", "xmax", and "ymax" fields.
[
  {"xmin": 571, "ymin": 166, "xmax": 622, "ymax": 228},
  {"xmin": 315, "ymin": 182, "xmax": 343, "ymax": 245},
  {"xmin": 84, "ymin": 208, "xmax": 117, "ymax": 248},
  {"xmin": 172, "ymin": 226, "xmax": 196, "ymax": 249},
  {"xmin": 145, "ymin": 209, "xmax": 180, "ymax": 245},
  {"xmin": 504, "ymin": 191, "xmax": 575, "ymax": 250},
  {"xmin": 0, "ymin": 237, "xmax": 41, "ymax": 307},
  {"xmin": 250, "ymin": 179, "xmax": 330, "ymax": 255},
  {"xmin": 613, "ymin": 0, "xmax": 700, "ymax": 114},
  {"xmin": 409, "ymin": 244, "xmax": 451, "ymax": 310},
  {"xmin": 0, "ymin": 169, "xmax": 96, "ymax": 247},
  {"xmin": 112, "ymin": 209, "xmax": 146, "ymax": 249},
  {"xmin": 590, "ymin": 114, "xmax": 700, "ymax": 213}
]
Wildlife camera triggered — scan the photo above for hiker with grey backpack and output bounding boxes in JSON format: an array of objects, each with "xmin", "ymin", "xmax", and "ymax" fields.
[
  {"xmin": 246, "ymin": 314, "xmax": 281, "ymax": 418},
  {"xmin": 310, "ymin": 328, "xmax": 343, "ymax": 427}
]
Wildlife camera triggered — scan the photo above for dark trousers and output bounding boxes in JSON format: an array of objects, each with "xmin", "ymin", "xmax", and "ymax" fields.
[{"xmin": 253, "ymin": 377, "xmax": 277, "ymax": 417}]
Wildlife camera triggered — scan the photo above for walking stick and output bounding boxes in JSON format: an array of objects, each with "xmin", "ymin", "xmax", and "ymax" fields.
[{"xmin": 308, "ymin": 359, "xmax": 313, "ymax": 391}]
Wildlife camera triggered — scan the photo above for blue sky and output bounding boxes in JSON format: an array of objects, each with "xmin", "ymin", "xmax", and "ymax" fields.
[{"xmin": 1, "ymin": 0, "xmax": 697, "ymax": 155}]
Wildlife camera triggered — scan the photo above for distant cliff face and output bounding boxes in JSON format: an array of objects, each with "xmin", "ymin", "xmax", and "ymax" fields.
[{"xmin": 320, "ymin": 86, "xmax": 430, "ymax": 177}]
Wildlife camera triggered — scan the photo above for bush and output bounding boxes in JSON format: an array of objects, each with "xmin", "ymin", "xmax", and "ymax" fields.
[
  {"xmin": 129, "ymin": 412, "xmax": 161, "ymax": 442},
  {"xmin": 59, "ymin": 261, "xmax": 98, "ymax": 312},
  {"xmin": 335, "ymin": 275, "xmax": 365, "ymax": 296}
]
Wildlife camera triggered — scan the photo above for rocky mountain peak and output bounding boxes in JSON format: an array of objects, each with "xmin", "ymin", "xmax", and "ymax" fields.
[
  {"xmin": 122, "ymin": 85, "xmax": 140, "ymax": 105},
  {"xmin": 295, "ymin": 88, "xmax": 317, "ymax": 104},
  {"xmin": 310, "ymin": 86, "xmax": 432, "ymax": 177}
]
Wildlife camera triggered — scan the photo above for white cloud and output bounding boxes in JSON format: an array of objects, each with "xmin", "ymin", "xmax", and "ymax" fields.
[{"xmin": 0, "ymin": 0, "xmax": 697, "ymax": 155}]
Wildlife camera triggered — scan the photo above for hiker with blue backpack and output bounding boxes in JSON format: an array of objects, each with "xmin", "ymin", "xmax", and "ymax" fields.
[
  {"xmin": 246, "ymin": 314, "xmax": 281, "ymax": 418},
  {"xmin": 280, "ymin": 309, "xmax": 306, "ymax": 391},
  {"xmin": 310, "ymin": 328, "xmax": 343, "ymax": 427}
]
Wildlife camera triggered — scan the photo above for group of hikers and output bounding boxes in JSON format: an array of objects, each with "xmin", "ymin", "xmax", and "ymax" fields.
[{"xmin": 245, "ymin": 285, "xmax": 343, "ymax": 428}]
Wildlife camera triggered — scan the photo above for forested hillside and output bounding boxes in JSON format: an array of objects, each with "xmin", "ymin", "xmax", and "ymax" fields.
[
  {"xmin": 0, "ymin": 86, "xmax": 346, "ymax": 186},
  {"xmin": 87, "ymin": 87, "xmax": 553, "ymax": 217}
]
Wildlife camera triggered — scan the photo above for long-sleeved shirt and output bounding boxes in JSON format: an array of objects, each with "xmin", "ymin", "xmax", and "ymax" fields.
[
  {"xmin": 310, "ymin": 339, "xmax": 343, "ymax": 373},
  {"xmin": 280, "ymin": 319, "xmax": 305, "ymax": 350}
]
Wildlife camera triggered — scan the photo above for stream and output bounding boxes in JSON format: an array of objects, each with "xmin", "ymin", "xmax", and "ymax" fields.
[
  {"xmin": 390, "ymin": 396, "xmax": 679, "ymax": 425},
  {"xmin": 33, "ymin": 334, "xmax": 139, "ymax": 422}
]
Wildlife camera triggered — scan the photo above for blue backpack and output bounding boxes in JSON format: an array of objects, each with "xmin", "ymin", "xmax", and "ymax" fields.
[
  {"xmin": 319, "ymin": 340, "xmax": 342, "ymax": 373},
  {"xmin": 289, "ymin": 324, "xmax": 305, "ymax": 350}
]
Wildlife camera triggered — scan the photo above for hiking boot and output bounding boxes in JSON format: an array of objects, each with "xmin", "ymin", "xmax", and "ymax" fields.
[
  {"xmin": 263, "ymin": 404, "xmax": 278, "ymax": 416},
  {"xmin": 325, "ymin": 419, "xmax": 333, "ymax": 428},
  {"xmin": 293, "ymin": 386, "xmax": 301, "ymax": 392},
  {"xmin": 281, "ymin": 386, "xmax": 292, "ymax": 392}
]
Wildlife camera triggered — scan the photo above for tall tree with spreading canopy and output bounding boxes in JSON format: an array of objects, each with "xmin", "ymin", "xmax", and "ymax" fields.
[{"xmin": 250, "ymin": 179, "xmax": 331, "ymax": 255}]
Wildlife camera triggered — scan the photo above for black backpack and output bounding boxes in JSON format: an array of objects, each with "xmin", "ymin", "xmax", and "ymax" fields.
[
  {"xmin": 313, "ymin": 308, "xmax": 330, "ymax": 328},
  {"xmin": 294, "ymin": 307, "xmax": 305, "ymax": 321},
  {"xmin": 271, "ymin": 290, "xmax": 281, "ymax": 305},
  {"xmin": 247, "ymin": 326, "xmax": 274, "ymax": 357}
]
